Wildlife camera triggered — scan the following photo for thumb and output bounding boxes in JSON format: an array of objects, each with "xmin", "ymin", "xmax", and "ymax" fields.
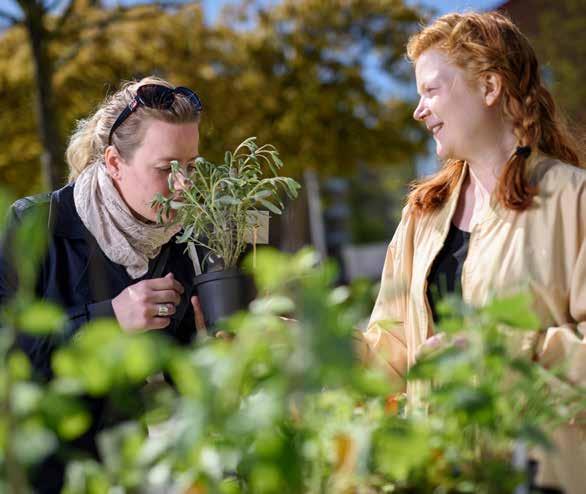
[{"xmin": 191, "ymin": 295, "xmax": 207, "ymax": 333}]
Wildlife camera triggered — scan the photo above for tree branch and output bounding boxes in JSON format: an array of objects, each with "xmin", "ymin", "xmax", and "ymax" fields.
[
  {"xmin": 44, "ymin": 0, "xmax": 64, "ymax": 12},
  {"xmin": 54, "ymin": 3, "xmax": 186, "ymax": 69},
  {"xmin": 56, "ymin": 0, "xmax": 188, "ymax": 37},
  {"xmin": 53, "ymin": 0, "xmax": 75, "ymax": 33}
]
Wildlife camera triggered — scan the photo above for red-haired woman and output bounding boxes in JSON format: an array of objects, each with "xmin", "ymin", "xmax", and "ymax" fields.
[{"xmin": 363, "ymin": 11, "xmax": 585, "ymax": 493}]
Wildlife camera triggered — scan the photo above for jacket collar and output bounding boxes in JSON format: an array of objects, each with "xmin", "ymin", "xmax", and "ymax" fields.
[
  {"xmin": 435, "ymin": 151, "xmax": 552, "ymax": 234},
  {"xmin": 432, "ymin": 161, "xmax": 468, "ymax": 235},
  {"xmin": 49, "ymin": 182, "xmax": 88, "ymax": 240}
]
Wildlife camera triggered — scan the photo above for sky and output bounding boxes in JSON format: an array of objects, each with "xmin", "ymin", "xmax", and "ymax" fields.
[
  {"xmin": 0, "ymin": 0, "xmax": 503, "ymax": 31},
  {"xmin": 201, "ymin": 0, "xmax": 504, "ymax": 23}
]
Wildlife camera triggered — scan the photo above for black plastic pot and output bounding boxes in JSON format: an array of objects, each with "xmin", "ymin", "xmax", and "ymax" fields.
[{"xmin": 193, "ymin": 268, "xmax": 255, "ymax": 331}]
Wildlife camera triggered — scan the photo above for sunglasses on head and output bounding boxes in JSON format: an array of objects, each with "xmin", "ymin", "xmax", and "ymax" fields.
[{"xmin": 108, "ymin": 84, "xmax": 203, "ymax": 145}]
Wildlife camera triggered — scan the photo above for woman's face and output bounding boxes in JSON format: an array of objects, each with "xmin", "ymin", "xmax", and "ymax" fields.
[
  {"xmin": 413, "ymin": 48, "xmax": 489, "ymax": 161},
  {"xmin": 114, "ymin": 119, "xmax": 199, "ymax": 222}
]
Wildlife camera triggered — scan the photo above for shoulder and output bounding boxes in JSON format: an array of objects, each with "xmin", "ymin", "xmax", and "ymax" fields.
[
  {"xmin": 8, "ymin": 183, "xmax": 82, "ymax": 237},
  {"xmin": 536, "ymin": 157, "xmax": 586, "ymax": 196},
  {"xmin": 389, "ymin": 204, "xmax": 415, "ymax": 246},
  {"xmin": 10, "ymin": 191, "xmax": 52, "ymax": 221}
]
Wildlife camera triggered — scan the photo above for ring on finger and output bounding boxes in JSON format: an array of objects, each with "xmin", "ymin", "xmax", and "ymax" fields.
[{"xmin": 157, "ymin": 304, "xmax": 170, "ymax": 317}]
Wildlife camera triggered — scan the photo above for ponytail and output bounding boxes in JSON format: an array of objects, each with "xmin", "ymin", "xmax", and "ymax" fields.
[{"xmin": 66, "ymin": 110, "xmax": 102, "ymax": 182}]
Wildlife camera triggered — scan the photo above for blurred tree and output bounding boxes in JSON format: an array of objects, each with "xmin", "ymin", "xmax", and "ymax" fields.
[
  {"xmin": 0, "ymin": 0, "xmax": 427, "ymax": 197},
  {"xmin": 0, "ymin": 0, "xmax": 189, "ymax": 194},
  {"xmin": 533, "ymin": 0, "xmax": 586, "ymax": 131},
  {"xmin": 500, "ymin": 0, "xmax": 586, "ymax": 133},
  {"xmin": 201, "ymin": 0, "xmax": 427, "ymax": 176}
]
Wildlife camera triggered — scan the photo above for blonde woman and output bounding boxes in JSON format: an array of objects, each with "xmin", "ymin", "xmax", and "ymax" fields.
[
  {"xmin": 0, "ymin": 77, "xmax": 204, "ymax": 492},
  {"xmin": 364, "ymin": 12, "xmax": 585, "ymax": 494}
]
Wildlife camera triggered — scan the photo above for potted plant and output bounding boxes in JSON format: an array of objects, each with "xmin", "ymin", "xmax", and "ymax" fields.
[{"xmin": 153, "ymin": 137, "xmax": 300, "ymax": 329}]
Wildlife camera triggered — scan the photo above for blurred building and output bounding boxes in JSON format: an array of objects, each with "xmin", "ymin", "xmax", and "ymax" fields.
[{"xmin": 497, "ymin": 0, "xmax": 586, "ymax": 127}]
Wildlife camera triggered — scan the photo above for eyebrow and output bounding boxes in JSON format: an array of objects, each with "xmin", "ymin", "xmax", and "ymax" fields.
[
  {"xmin": 417, "ymin": 77, "xmax": 440, "ymax": 96},
  {"xmin": 155, "ymin": 156, "xmax": 199, "ymax": 164}
]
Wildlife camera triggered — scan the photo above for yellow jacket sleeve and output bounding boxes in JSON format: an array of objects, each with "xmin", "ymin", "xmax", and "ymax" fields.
[{"xmin": 361, "ymin": 207, "xmax": 413, "ymax": 392}]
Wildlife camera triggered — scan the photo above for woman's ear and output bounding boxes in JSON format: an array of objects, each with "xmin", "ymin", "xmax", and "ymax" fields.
[
  {"xmin": 104, "ymin": 145, "xmax": 124, "ymax": 180},
  {"xmin": 482, "ymin": 72, "xmax": 503, "ymax": 107}
]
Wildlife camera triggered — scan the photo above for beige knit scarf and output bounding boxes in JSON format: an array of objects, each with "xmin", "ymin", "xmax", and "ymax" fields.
[{"xmin": 73, "ymin": 161, "xmax": 181, "ymax": 279}]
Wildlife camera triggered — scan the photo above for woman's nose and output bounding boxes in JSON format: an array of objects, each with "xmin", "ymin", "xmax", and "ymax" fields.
[
  {"xmin": 413, "ymin": 97, "xmax": 428, "ymax": 121},
  {"xmin": 173, "ymin": 172, "xmax": 187, "ymax": 191}
]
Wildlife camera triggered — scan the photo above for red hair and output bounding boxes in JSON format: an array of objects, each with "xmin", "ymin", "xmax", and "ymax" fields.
[{"xmin": 406, "ymin": 11, "xmax": 583, "ymax": 214}]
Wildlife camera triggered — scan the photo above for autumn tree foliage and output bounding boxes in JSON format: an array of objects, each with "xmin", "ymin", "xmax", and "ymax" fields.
[{"xmin": 0, "ymin": 0, "xmax": 427, "ymax": 196}]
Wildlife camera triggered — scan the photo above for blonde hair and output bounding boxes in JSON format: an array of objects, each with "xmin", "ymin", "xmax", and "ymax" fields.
[
  {"xmin": 66, "ymin": 76, "xmax": 201, "ymax": 181},
  {"xmin": 406, "ymin": 11, "xmax": 583, "ymax": 214}
]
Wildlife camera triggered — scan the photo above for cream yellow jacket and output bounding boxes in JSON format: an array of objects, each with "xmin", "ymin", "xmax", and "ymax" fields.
[{"xmin": 364, "ymin": 154, "xmax": 586, "ymax": 494}]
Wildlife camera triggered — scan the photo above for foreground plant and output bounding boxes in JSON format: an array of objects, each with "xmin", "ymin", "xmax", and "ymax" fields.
[
  {"xmin": 54, "ymin": 248, "xmax": 584, "ymax": 494},
  {"xmin": 2, "ymin": 187, "xmax": 583, "ymax": 493}
]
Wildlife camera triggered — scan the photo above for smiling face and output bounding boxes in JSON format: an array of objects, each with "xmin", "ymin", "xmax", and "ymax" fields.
[
  {"xmin": 107, "ymin": 119, "xmax": 199, "ymax": 222},
  {"xmin": 413, "ymin": 48, "xmax": 491, "ymax": 161}
]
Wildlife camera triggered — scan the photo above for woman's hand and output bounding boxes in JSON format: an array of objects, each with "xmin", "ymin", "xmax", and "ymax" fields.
[
  {"xmin": 112, "ymin": 272, "xmax": 184, "ymax": 332},
  {"xmin": 191, "ymin": 295, "xmax": 208, "ymax": 338},
  {"xmin": 415, "ymin": 332, "xmax": 469, "ymax": 360},
  {"xmin": 190, "ymin": 295, "xmax": 235, "ymax": 341}
]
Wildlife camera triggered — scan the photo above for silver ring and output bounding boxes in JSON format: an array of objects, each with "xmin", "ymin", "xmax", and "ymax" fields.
[{"xmin": 157, "ymin": 304, "xmax": 169, "ymax": 317}]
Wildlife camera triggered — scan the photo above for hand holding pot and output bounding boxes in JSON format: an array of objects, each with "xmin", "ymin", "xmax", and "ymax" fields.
[
  {"xmin": 112, "ymin": 272, "xmax": 184, "ymax": 332},
  {"xmin": 191, "ymin": 295, "xmax": 207, "ymax": 336},
  {"xmin": 191, "ymin": 295, "xmax": 235, "ymax": 341}
]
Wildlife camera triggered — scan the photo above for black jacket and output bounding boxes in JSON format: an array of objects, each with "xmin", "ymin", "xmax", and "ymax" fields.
[
  {"xmin": 0, "ymin": 183, "xmax": 197, "ymax": 492},
  {"xmin": 1, "ymin": 183, "xmax": 197, "ymax": 373}
]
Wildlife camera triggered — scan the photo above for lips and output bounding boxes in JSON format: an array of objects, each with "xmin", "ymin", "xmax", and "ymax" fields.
[{"xmin": 429, "ymin": 123, "xmax": 443, "ymax": 135}]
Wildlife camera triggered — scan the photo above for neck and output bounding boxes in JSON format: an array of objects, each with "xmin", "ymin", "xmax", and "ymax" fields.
[{"xmin": 464, "ymin": 126, "xmax": 517, "ymax": 196}]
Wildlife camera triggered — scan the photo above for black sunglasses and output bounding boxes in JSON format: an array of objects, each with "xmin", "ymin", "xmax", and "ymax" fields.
[{"xmin": 108, "ymin": 84, "xmax": 203, "ymax": 145}]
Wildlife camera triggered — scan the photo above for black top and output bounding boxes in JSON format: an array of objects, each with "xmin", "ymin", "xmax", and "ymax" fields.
[{"xmin": 426, "ymin": 223, "xmax": 470, "ymax": 322}]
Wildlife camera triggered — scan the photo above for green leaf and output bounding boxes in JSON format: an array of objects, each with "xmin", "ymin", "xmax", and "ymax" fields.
[
  {"xmin": 177, "ymin": 224, "xmax": 194, "ymax": 243},
  {"xmin": 7, "ymin": 350, "xmax": 31, "ymax": 381},
  {"xmin": 12, "ymin": 382, "xmax": 43, "ymax": 416},
  {"xmin": 352, "ymin": 368, "xmax": 394, "ymax": 397},
  {"xmin": 258, "ymin": 198, "xmax": 282, "ymax": 215},
  {"xmin": 250, "ymin": 296, "xmax": 294, "ymax": 315},
  {"xmin": 217, "ymin": 195, "xmax": 242, "ymax": 206},
  {"xmin": 13, "ymin": 421, "xmax": 58, "ymax": 465},
  {"xmin": 62, "ymin": 460, "xmax": 110, "ymax": 494},
  {"xmin": 18, "ymin": 301, "xmax": 66, "ymax": 335},
  {"xmin": 484, "ymin": 292, "xmax": 541, "ymax": 330},
  {"xmin": 41, "ymin": 392, "xmax": 92, "ymax": 440},
  {"xmin": 374, "ymin": 423, "xmax": 430, "ymax": 481},
  {"xmin": 328, "ymin": 286, "xmax": 350, "ymax": 305},
  {"xmin": 252, "ymin": 190, "xmax": 273, "ymax": 200}
]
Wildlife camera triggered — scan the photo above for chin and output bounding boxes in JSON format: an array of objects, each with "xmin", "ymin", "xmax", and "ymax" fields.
[
  {"xmin": 434, "ymin": 142, "xmax": 455, "ymax": 161},
  {"xmin": 435, "ymin": 145, "xmax": 447, "ymax": 159}
]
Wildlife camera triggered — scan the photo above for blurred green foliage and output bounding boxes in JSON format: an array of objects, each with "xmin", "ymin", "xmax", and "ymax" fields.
[{"xmin": 1, "ymin": 190, "xmax": 585, "ymax": 493}]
